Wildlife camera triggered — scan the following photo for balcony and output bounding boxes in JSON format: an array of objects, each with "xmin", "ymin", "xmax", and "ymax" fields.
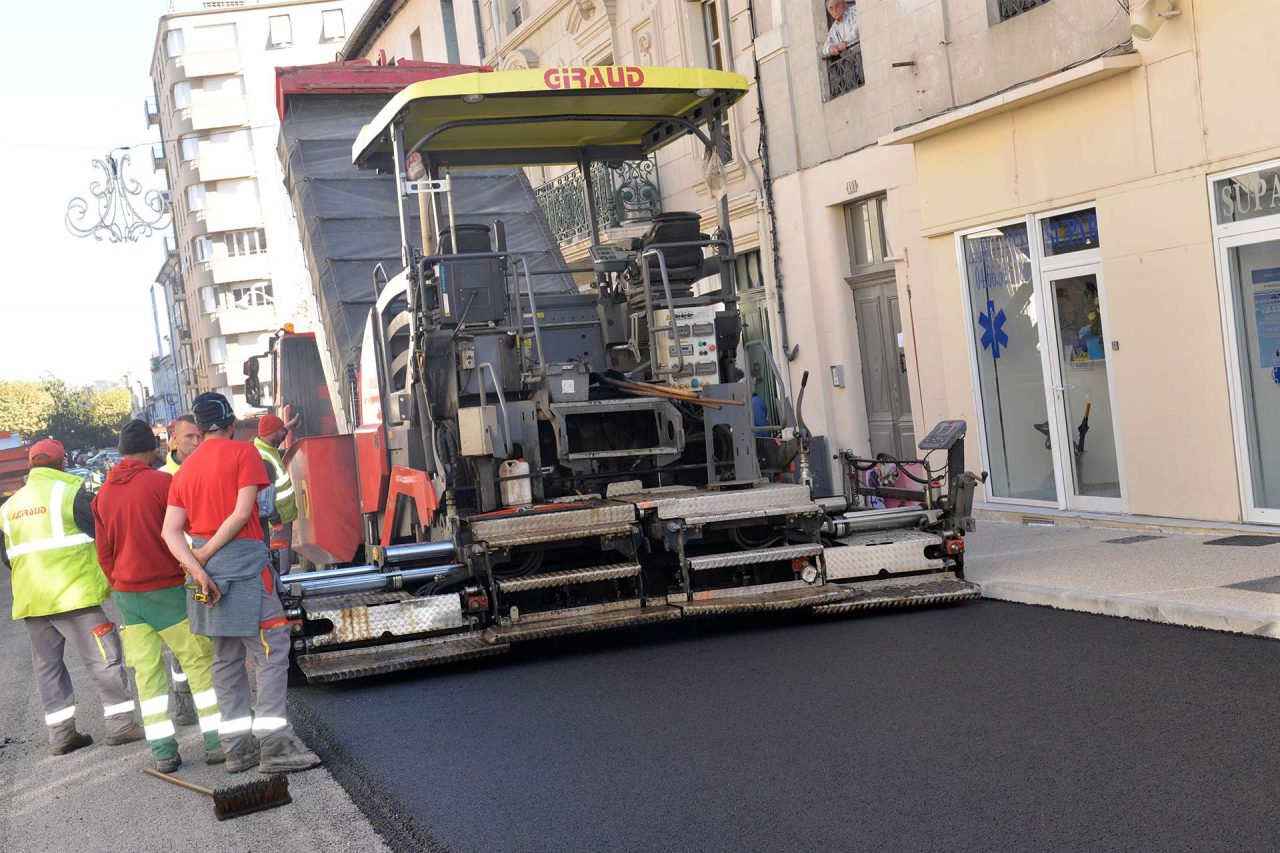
[
  {"xmin": 145, "ymin": 96, "xmax": 160, "ymax": 128},
  {"xmin": 534, "ymin": 158, "xmax": 662, "ymax": 246},
  {"xmin": 211, "ymin": 303, "xmax": 277, "ymax": 338},
  {"xmin": 997, "ymin": 0, "xmax": 1050, "ymax": 22},
  {"xmin": 210, "ymin": 252, "xmax": 270, "ymax": 286},
  {"xmin": 175, "ymin": 48, "xmax": 242, "ymax": 80},
  {"xmin": 193, "ymin": 147, "xmax": 255, "ymax": 183},
  {"xmin": 203, "ymin": 199, "xmax": 262, "ymax": 235},
  {"xmin": 152, "ymin": 143, "xmax": 167, "ymax": 172},
  {"xmin": 189, "ymin": 99, "xmax": 249, "ymax": 132},
  {"xmin": 822, "ymin": 44, "xmax": 865, "ymax": 102}
]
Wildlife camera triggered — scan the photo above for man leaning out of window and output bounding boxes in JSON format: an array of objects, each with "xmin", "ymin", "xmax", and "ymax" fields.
[{"xmin": 823, "ymin": 0, "xmax": 859, "ymax": 58}]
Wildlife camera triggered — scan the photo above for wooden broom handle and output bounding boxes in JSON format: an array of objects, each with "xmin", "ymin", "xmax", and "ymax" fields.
[{"xmin": 144, "ymin": 767, "xmax": 214, "ymax": 797}]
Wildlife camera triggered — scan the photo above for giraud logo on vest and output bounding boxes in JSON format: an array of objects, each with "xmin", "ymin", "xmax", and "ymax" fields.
[{"xmin": 9, "ymin": 506, "xmax": 48, "ymax": 519}]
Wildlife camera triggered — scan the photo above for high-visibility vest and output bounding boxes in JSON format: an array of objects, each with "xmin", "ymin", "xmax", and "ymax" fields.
[
  {"xmin": 161, "ymin": 451, "xmax": 181, "ymax": 475},
  {"xmin": 253, "ymin": 437, "xmax": 297, "ymax": 524},
  {"xmin": 1, "ymin": 467, "xmax": 109, "ymax": 619}
]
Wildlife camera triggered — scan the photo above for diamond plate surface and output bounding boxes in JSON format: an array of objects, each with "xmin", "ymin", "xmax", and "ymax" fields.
[
  {"xmin": 483, "ymin": 605, "xmax": 681, "ymax": 643},
  {"xmin": 497, "ymin": 562, "xmax": 641, "ymax": 593},
  {"xmin": 687, "ymin": 543, "xmax": 823, "ymax": 572},
  {"xmin": 813, "ymin": 578, "xmax": 980, "ymax": 614},
  {"xmin": 617, "ymin": 483, "xmax": 814, "ymax": 520},
  {"xmin": 469, "ymin": 502, "xmax": 636, "ymax": 547},
  {"xmin": 673, "ymin": 585, "xmax": 848, "ymax": 615},
  {"xmin": 824, "ymin": 529, "xmax": 943, "ymax": 580},
  {"xmin": 306, "ymin": 593, "xmax": 466, "ymax": 648},
  {"xmin": 297, "ymin": 633, "xmax": 506, "ymax": 682}
]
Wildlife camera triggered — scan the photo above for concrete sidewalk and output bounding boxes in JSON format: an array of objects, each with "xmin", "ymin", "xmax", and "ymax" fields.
[
  {"xmin": 0, "ymin": 569, "xmax": 389, "ymax": 852},
  {"xmin": 965, "ymin": 520, "xmax": 1280, "ymax": 638}
]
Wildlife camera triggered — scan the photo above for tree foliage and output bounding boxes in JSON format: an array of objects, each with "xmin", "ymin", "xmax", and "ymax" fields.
[{"xmin": 0, "ymin": 381, "xmax": 54, "ymax": 437}]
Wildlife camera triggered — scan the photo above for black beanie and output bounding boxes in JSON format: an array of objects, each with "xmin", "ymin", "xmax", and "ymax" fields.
[
  {"xmin": 119, "ymin": 419, "xmax": 159, "ymax": 455},
  {"xmin": 192, "ymin": 392, "xmax": 235, "ymax": 432}
]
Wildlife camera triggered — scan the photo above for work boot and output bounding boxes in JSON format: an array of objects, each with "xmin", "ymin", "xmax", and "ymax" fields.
[
  {"xmin": 172, "ymin": 690, "xmax": 198, "ymax": 727},
  {"xmin": 224, "ymin": 737, "xmax": 260, "ymax": 774},
  {"xmin": 257, "ymin": 734, "xmax": 322, "ymax": 774},
  {"xmin": 156, "ymin": 753, "xmax": 182, "ymax": 774},
  {"xmin": 205, "ymin": 746, "xmax": 226, "ymax": 765},
  {"xmin": 105, "ymin": 722, "xmax": 145, "ymax": 746},
  {"xmin": 50, "ymin": 732, "xmax": 93, "ymax": 756}
]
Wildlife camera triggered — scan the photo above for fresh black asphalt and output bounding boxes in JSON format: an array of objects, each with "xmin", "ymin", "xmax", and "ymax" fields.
[{"xmin": 290, "ymin": 601, "xmax": 1280, "ymax": 853}]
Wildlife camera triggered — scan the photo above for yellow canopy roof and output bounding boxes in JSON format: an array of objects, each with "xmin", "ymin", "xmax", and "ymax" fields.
[{"xmin": 352, "ymin": 66, "xmax": 749, "ymax": 170}]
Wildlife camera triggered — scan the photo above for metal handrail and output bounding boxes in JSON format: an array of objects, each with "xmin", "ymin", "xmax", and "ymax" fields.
[{"xmin": 640, "ymin": 248, "xmax": 685, "ymax": 378}]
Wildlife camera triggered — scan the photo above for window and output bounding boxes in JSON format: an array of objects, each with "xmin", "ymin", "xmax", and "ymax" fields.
[
  {"xmin": 268, "ymin": 15, "xmax": 293, "ymax": 47},
  {"xmin": 179, "ymin": 134, "xmax": 199, "ymax": 161},
  {"xmin": 409, "ymin": 28, "xmax": 424, "ymax": 61},
  {"xmin": 992, "ymin": 0, "xmax": 1050, "ymax": 23},
  {"xmin": 191, "ymin": 22, "xmax": 237, "ymax": 50},
  {"xmin": 192, "ymin": 235, "xmax": 213, "ymax": 262},
  {"xmin": 201, "ymin": 75, "xmax": 244, "ymax": 100},
  {"xmin": 440, "ymin": 1, "xmax": 461, "ymax": 64},
  {"xmin": 200, "ymin": 286, "xmax": 219, "ymax": 314},
  {"xmin": 844, "ymin": 196, "xmax": 891, "ymax": 269},
  {"xmin": 700, "ymin": 0, "xmax": 732, "ymax": 159},
  {"xmin": 732, "ymin": 250, "xmax": 764, "ymax": 291},
  {"xmin": 185, "ymin": 184, "xmax": 207, "ymax": 212},
  {"xmin": 229, "ymin": 282, "xmax": 274, "ymax": 308},
  {"xmin": 224, "ymin": 228, "xmax": 268, "ymax": 257},
  {"xmin": 165, "ymin": 29, "xmax": 185, "ymax": 58},
  {"xmin": 321, "ymin": 9, "xmax": 345, "ymax": 41},
  {"xmin": 172, "ymin": 81, "xmax": 191, "ymax": 110},
  {"xmin": 207, "ymin": 336, "xmax": 228, "ymax": 366}
]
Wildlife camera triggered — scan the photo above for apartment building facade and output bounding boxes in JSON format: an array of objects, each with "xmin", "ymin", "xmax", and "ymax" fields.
[
  {"xmin": 338, "ymin": 0, "xmax": 1280, "ymax": 527},
  {"xmin": 148, "ymin": 0, "xmax": 370, "ymax": 411}
]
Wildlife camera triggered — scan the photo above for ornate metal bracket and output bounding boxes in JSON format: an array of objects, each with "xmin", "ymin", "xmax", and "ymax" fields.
[{"xmin": 65, "ymin": 148, "xmax": 171, "ymax": 243}]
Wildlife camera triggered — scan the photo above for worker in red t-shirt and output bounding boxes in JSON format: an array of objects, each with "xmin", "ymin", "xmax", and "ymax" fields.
[{"xmin": 162, "ymin": 392, "xmax": 320, "ymax": 775}]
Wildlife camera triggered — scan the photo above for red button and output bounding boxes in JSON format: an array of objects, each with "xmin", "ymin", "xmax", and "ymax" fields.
[{"xmin": 709, "ymin": 345, "xmax": 716, "ymax": 351}]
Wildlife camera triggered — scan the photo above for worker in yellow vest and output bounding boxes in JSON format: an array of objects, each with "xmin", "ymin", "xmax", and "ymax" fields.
[
  {"xmin": 158, "ymin": 412, "xmax": 204, "ymax": 725},
  {"xmin": 0, "ymin": 439, "xmax": 144, "ymax": 755},
  {"xmin": 253, "ymin": 414, "xmax": 298, "ymax": 572}
]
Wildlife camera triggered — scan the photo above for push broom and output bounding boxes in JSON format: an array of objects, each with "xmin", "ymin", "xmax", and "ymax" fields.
[{"xmin": 144, "ymin": 768, "xmax": 292, "ymax": 820}]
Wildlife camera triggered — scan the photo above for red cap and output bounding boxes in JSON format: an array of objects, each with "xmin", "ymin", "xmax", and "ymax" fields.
[
  {"xmin": 29, "ymin": 438, "xmax": 65, "ymax": 465},
  {"xmin": 257, "ymin": 414, "xmax": 286, "ymax": 438}
]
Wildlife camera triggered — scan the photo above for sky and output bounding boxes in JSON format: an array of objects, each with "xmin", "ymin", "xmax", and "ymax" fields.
[{"xmin": 0, "ymin": 1, "xmax": 174, "ymax": 390}]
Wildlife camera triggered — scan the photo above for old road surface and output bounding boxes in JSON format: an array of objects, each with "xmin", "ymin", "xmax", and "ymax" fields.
[{"xmin": 290, "ymin": 601, "xmax": 1279, "ymax": 853}]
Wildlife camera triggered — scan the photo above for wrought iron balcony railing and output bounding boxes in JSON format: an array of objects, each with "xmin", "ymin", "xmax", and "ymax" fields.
[
  {"xmin": 998, "ymin": 0, "xmax": 1050, "ymax": 21},
  {"xmin": 822, "ymin": 44, "xmax": 865, "ymax": 102},
  {"xmin": 534, "ymin": 157, "xmax": 662, "ymax": 246}
]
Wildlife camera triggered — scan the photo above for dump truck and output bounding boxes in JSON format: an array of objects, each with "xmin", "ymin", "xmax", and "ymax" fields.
[{"xmin": 264, "ymin": 61, "xmax": 983, "ymax": 682}]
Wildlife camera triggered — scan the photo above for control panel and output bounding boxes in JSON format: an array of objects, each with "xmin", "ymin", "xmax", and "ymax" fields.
[
  {"xmin": 588, "ymin": 243, "xmax": 635, "ymax": 274},
  {"xmin": 918, "ymin": 419, "xmax": 967, "ymax": 450},
  {"xmin": 653, "ymin": 306, "xmax": 719, "ymax": 392}
]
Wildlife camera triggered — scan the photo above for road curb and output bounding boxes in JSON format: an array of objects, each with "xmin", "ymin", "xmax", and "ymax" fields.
[{"xmin": 976, "ymin": 580, "xmax": 1280, "ymax": 640}]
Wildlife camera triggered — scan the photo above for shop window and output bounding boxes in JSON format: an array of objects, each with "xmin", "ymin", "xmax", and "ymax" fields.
[
  {"xmin": 268, "ymin": 15, "xmax": 293, "ymax": 48},
  {"xmin": 1040, "ymin": 208, "xmax": 1099, "ymax": 257},
  {"xmin": 321, "ymin": 9, "xmax": 345, "ymax": 41},
  {"xmin": 1214, "ymin": 167, "xmax": 1280, "ymax": 226},
  {"xmin": 844, "ymin": 195, "xmax": 891, "ymax": 270},
  {"xmin": 990, "ymin": 0, "xmax": 1050, "ymax": 24}
]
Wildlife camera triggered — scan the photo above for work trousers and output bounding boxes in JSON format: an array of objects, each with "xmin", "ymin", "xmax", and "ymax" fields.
[
  {"xmin": 25, "ymin": 606, "xmax": 136, "ymax": 745},
  {"xmin": 210, "ymin": 580, "xmax": 295, "ymax": 753},
  {"xmin": 120, "ymin": 617, "xmax": 220, "ymax": 760}
]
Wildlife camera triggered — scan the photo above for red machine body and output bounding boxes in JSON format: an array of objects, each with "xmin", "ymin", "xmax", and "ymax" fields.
[
  {"xmin": 285, "ymin": 435, "xmax": 363, "ymax": 564},
  {"xmin": 0, "ymin": 443, "xmax": 29, "ymax": 504}
]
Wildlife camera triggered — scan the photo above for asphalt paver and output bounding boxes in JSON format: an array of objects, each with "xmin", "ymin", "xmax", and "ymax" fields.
[{"xmin": 292, "ymin": 601, "xmax": 1280, "ymax": 853}]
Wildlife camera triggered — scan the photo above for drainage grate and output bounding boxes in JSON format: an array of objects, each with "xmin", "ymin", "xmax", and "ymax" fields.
[
  {"xmin": 1204, "ymin": 535, "xmax": 1280, "ymax": 547},
  {"xmin": 1222, "ymin": 576, "xmax": 1280, "ymax": 594},
  {"xmin": 1103, "ymin": 534, "xmax": 1164, "ymax": 545}
]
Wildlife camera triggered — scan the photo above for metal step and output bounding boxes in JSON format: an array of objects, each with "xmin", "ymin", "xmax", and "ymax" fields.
[
  {"xmin": 686, "ymin": 543, "xmax": 823, "ymax": 572},
  {"xmin": 483, "ymin": 604, "xmax": 681, "ymax": 643},
  {"xmin": 496, "ymin": 562, "xmax": 641, "ymax": 593},
  {"xmin": 469, "ymin": 501, "xmax": 636, "ymax": 548},
  {"xmin": 303, "ymin": 591, "xmax": 466, "ymax": 648},
  {"xmin": 813, "ymin": 576, "xmax": 981, "ymax": 615},
  {"xmin": 296, "ymin": 633, "xmax": 507, "ymax": 682},
  {"xmin": 673, "ymin": 584, "xmax": 848, "ymax": 616}
]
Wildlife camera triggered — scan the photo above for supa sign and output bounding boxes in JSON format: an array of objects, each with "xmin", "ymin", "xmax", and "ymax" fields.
[{"xmin": 543, "ymin": 66, "xmax": 646, "ymax": 90}]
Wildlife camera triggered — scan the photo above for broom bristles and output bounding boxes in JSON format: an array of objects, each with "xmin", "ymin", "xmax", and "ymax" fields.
[{"xmin": 212, "ymin": 774, "xmax": 292, "ymax": 821}]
